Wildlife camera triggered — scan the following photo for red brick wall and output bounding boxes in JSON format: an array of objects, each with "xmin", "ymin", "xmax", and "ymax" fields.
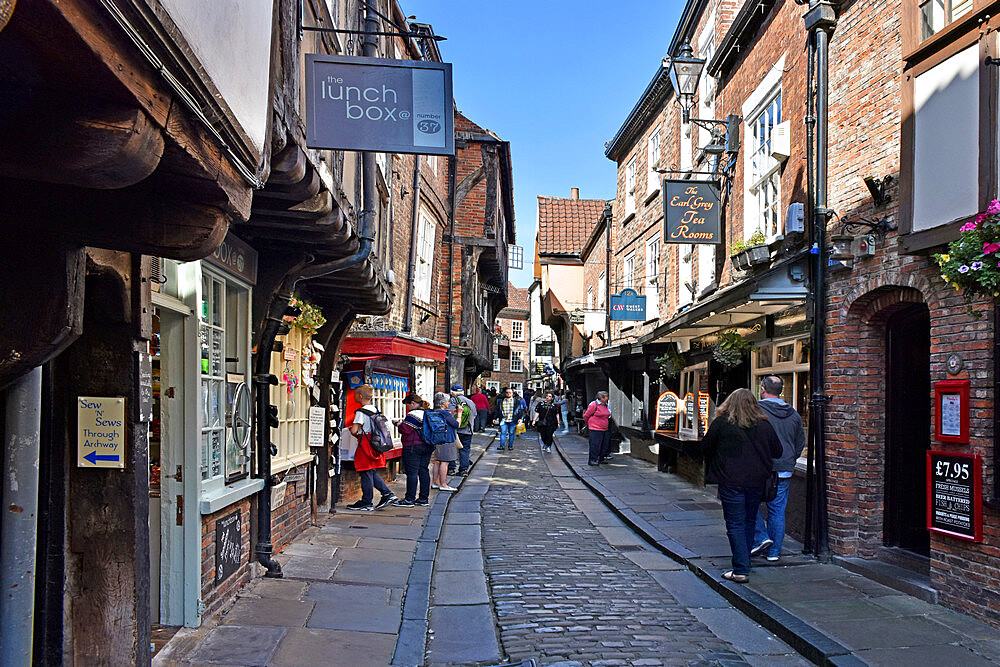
[
  {"xmin": 200, "ymin": 499, "xmax": 252, "ymax": 618},
  {"xmin": 271, "ymin": 471, "xmax": 312, "ymax": 553}
]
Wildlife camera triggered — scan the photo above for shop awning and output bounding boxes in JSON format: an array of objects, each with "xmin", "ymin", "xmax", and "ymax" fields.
[
  {"xmin": 341, "ymin": 332, "xmax": 448, "ymax": 363},
  {"xmin": 639, "ymin": 254, "xmax": 809, "ymax": 346}
]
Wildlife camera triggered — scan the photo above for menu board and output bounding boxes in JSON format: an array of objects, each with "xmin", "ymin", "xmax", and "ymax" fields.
[
  {"xmin": 698, "ymin": 392, "xmax": 710, "ymax": 438},
  {"xmin": 655, "ymin": 392, "xmax": 680, "ymax": 434},
  {"xmin": 684, "ymin": 393, "xmax": 696, "ymax": 433},
  {"xmin": 926, "ymin": 451, "xmax": 982, "ymax": 542},
  {"xmin": 215, "ymin": 510, "xmax": 243, "ymax": 584}
]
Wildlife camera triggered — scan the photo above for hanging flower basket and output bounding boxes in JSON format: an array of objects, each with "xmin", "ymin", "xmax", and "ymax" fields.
[
  {"xmin": 713, "ymin": 330, "xmax": 751, "ymax": 369},
  {"xmin": 934, "ymin": 200, "xmax": 1000, "ymax": 317},
  {"xmin": 654, "ymin": 345, "xmax": 686, "ymax": 384},
  {"xmin": 730, "ymin": 231, "xmax": 770, "ymax": 270},
  {"xmin": 283, "ymin": 297, "xmax": 326, "ymax": 336}
]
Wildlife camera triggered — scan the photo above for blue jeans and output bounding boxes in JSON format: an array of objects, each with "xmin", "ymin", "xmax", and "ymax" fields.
[
  {"xmin": 559, "ymin": 406, "xmax": 569, "ymax": 432},
  {"xmin": 359, "ymin": 468, "xmax": 392, "ymax": 505},
  {"xmin": 401, "ymin": 444, "xmax": 433, "ymax": 502},
  {"xmin": 754, "ymin": 477, "xmax": 791, "ymax": 557},
  {"xmin": 457, "ymin": 432, "xmax": 472, "ymax": 471},
  {"xmin": 498, "ymin": 420, "xmax": 515, "ymax": 449},
  {"xmin": 718, "ymin": 485, "xmax": 764, "ymax": 576}
]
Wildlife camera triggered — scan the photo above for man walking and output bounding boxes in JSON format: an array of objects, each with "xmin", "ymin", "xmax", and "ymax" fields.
[
  {"xmin": 492, "ymin": 386, "xmax": 522, "ymax": 452},
  {"xmin": 449, "ymin": 384, "xmax": 477, "ymax": 476},
  {"xmin": 751, "ymin": 375, "xmax": 805, "ymax": 561}
]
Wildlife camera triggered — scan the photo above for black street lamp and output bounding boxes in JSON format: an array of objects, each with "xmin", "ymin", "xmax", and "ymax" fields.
[{"xmin": 667, "ymin": 42, "xmax": 706, "ymax": 123}]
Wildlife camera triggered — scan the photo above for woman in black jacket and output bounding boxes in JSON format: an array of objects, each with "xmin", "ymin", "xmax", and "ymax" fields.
[
  {"xmin": 701, "ymin": 388, "xmax": 782, "ymax": 583},
  {"xmin": 532, "ymin": 391, "xmax": 560, "ymax": 453}
]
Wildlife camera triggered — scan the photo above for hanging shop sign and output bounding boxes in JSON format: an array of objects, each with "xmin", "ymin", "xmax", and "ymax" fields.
[
  {"xmin": 934, "ymin": 379, "xmax": 969, "ymax": 444},
  {"xmin": 305, "ymin": 54, "xmax": 454, "ymax": 155},
  {"xmin": 77, "ymin": 397, "xmax": 126, "ymax": 469},
  {"xmin": 205, "ymin": 232, "xmax": 258, "ymax": 285},
  {"xmin": 215, "ymin": 509, "xmax": 242, "ymax": 584},
  {"xmin": 926, "ymin": 451, "xmax": 982, "ymax": 542},
  {"xmin": 535, "ymin": 341, "xmax": 556, "ymax": 357},
  {"xmin": 610, "ymin": 288, "xmax": 647, "ymax": 321},
  {"xmin": 654, "ymin": 391, "xmax": 680, "ymax": 434},
  {"xmin": 663, "ymin": 180, "xmax": 722, "ymax": 245}
]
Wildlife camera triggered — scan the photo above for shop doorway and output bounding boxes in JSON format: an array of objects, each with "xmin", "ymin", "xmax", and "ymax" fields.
[
  {"xmin": 884, "ymin": 302, "xmax": 930, "ymax": 556},
  {"xmin": 150, "ymin": 303, "xmax": 190, "ymax": 627}
]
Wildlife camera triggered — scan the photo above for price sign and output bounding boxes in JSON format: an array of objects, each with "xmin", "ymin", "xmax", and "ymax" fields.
[
  {"xmin": 215, "ymin": 510, "xmax": 243, "ymax": 584},
  {"xmin": 926, "ymin": 451, "xmax": 982, "ymax": 542}
]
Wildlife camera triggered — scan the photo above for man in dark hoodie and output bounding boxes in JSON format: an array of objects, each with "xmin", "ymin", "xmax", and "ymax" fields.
[{"xmin": 751, "ymin": 375, "xmax": 805, "ymax": 561}]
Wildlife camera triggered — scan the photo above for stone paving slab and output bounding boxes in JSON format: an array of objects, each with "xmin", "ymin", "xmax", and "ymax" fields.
[
  {"xmin": 853, "ymin": 644, "xmax": 995, "ymax": 666},
  {"xmin": 306, "ymin": 598, "xmax": 401, "ymax": 634},
  {"xmin": 647, "ymin": 570, "xmax": 731, "ymax": 609},
  {"xmin": 336, "ymin": 546, "xmax": 414, "ymax": 563},
  {"xmin": 281, "ymin": 543, "xmax": 337, "ymax": 559},
  {"xmin": 426, "ymin": 604, "xmax": 501, "ymax": 665},
  {"xmin": 431, "ymin": 572, "xmax": 490, "ymax": 605},
  {"xmin": 249, "ymin": 579, "xmax": 308, "ymax": 600},
  {"xmin": 271, "ymin": 627, "xmax": 396, "ymax": 667},
  {"xmin": 278, "ymin": 555, "xmax": 340, "ymax": 580},
  {"xmin": 334, "ymin": 559, "xmax": 409, "ymax": 586},
  {"xmin": 433, "ymin": 547, "xmax": 484, "ymax": 571},
  {"xmin": 184, "ymin": 626, "xmax": 287, "ymax": 666},
  {"xmin": 220, "ymin": 598, "xmax": 314, "ymax": 628}
]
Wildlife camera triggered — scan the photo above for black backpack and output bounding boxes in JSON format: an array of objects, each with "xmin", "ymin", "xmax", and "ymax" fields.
[{"xmin": 358, "ymin": 406, "xmax": 394, "ymax": 453}]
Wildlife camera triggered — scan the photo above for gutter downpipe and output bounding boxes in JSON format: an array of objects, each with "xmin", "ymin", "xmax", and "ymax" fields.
[
  {"xmin": 604, "ymin": 202, "xmax": 612, "ymax": 346},
  {"xmin": 403, "ymin": 156, "xmax": 422, "ymax": 332},
  {"xmin": 445, "ymin": 153, "xmax": 457, "ymax": 388},
  {"xmin": 1, "ymin": 366, "xmax": 42, "ymax": 666},
  {"xmin": 253, "ymin": 3, "xmax": 380, "ymax": 577},
  {"xmin": 802, "ymin": 16, "xmax": 817, "ymax": 555},
  {"xmin": 803, "ymin": 0, "xmax": 836, "ymax": 560}
]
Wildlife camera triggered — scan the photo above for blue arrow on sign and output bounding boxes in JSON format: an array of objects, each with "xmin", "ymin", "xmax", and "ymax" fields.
[{"xmin": 84, "ymin": 450, "xmax": 120, "ymax": 465}]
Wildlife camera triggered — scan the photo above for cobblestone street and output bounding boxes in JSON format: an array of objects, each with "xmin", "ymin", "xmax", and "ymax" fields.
[{"xmin": 477, "ymin": 439, "xmax": 800, "ymax": 666}]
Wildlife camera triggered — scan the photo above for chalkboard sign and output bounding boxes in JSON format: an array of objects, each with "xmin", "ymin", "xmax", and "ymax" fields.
[
  {"xmin": 698, "ymin": 392, "xmax": 710, "ymax": 438},
  {"xmin": 684, "ymin": 393, "xmax": 696, "ymax": 433},
  {"xmin": 215, "ymin": 510, "xmax": 242, "ymax": 584},
  {"xmin": 926, "ymin": 451, "xmax": 982, "ymax": 542},
  {"xmin": 655, "ymin": 392, "xmax": 680, "ymax": 434}
]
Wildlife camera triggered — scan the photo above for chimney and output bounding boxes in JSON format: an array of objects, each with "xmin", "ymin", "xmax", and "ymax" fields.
[{"xmin": 570, "ymin": 187, "xmax": 579, "ymax": 199}]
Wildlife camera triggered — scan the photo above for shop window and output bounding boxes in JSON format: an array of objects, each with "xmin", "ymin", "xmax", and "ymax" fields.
[
  {"xmin": 775, "ymin": 343, "xmax": 795, "ymax": 364},
  {"xmin": 756, "ymin": 344, "xmax": 773, "ymax": 369},
  {"xmin": 270, "ymin": 326, "xmax": 316, "ymax": 473},
  {"xmin": 372, "ymin": 372, "xmax": 407, "ymax": 444},
  {"xmin": 199, "ymin": 270, "xmax": 252, "ymax": 488},
  {"xmin": 751, "ymin": 336, "xmax": 810, "ymax": 434},
  {"xmin": 511, "ymin": 352, "xmax": 524, "ymax": 373}
]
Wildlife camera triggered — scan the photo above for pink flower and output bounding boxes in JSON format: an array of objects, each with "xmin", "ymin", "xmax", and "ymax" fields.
[
  {"xmin": 961, "ymin": 221, "xmax": 978, "ymax": 232},
  {"xmin": 984, "ymin": 242, "xmax": 1000, "ymax": 254},
  {"xmin": 989, "ymin": 199, "xmax": 1000, "ymax": 214},
  {"xmin": 976, "ymin": 212, "xmax": 987, "ymax": 225}
]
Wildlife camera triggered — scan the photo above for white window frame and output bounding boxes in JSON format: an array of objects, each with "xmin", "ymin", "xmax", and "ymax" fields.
[
  {"xmin": 587, "ymin": 286, "xmax": 594, "ymax": 310},
  {"xmin": 427, "ymin": 154, "xmax": 438, "ymax": 176},
  {"xmin": 920, "ymin": 0, "xmax": 974, "ymax": 40},
  {"xmin": 510, "ymin": 352, "xmax": 524, "ymax": 373},
  {"xmin": 415, "ymin": 207, "xmax": 436, "ymax": 303},
  {"xmin": 697, "ymin": 10, "xmax": 717, "ymax": 148},
  {"xmin": 511, "ymin": 320, "xmax": 524, "ymax": 341},
  {"xmin": 625, "ymin": 157, "xmax": 637, "ymax": 217},
  {"xmin": 510, "ymin": 381, "xmax": 524, "ymax": 394},
  {"xmin": 645, "ymin": 236, "xmax": 660, "ymax": 320},
  {"xmin": 697, "ymin": 244, "xmax": 715, "ymax": 294},
  {"xmin": 678, "ymin": 244, "xmax": 694, "ymax": 309},
  {"xmin": 742, "ymin": 57, "xmax": 785, "ymax": 243},
  {"xmin": 623, "ymin": 252, "xmax": 636, "ymax": 290},
  {"xmin": 647, "ymin": 127, "xmax": 661, "ymax": 195},
  {"xmin": 493, "ymin": 357, "xmax": 502, "ymax": 371},
  {"xmin": 598, "ymin": 271, "xmax": 606, "ymax": 308},
  {"xmin": 486, "ymin": 380, "xmax": 500, "ymax": 392}
]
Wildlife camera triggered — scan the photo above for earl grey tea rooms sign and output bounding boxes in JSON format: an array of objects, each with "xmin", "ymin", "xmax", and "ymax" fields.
[
  {"xmin": 663, "ymin": 180, "xmax": 722, "ymax": 244},
  {"xmin": 306, "ymin": 54, "xmax": 454, "ymax": 155}
]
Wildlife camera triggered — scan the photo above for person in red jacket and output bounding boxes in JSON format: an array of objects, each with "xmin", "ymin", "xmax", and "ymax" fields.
[
  {"xmin": 583, "ymin": 391, "xmax": 612, "ymax": 466},
  {"xmin": 469, "ymin": 386, "xmax": 491, "ymax": 432}
]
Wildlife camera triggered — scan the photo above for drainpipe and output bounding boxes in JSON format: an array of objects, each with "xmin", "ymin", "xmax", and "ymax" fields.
[
  {"xmin": 604, "ymin": 203, "xmax": 612, "ymax": 346},
  {"xmin": 803, "ymin": 0, "xmax": 836, "ymax": 560},
  {"xmin": 403, "ymin": 156, "xmax": 422, "ymax": 332},
  {"xmin": 802, "ymin": 25, "xmax": 817, "ymax": 556},
  {"xmin": 1, "ymin": 366, "xmax": 42, "ymax": 666},
  {"xmin": 253, "ymin": 2, "xmax": 381, "ymax": 577},
  {"xmin": 445, "ymin": 153, "xmax": 457, "ymax": 388}
]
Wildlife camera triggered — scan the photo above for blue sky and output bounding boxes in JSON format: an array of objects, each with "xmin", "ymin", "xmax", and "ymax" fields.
[{"xmin": 405, "ymin": 0, "xmax": 685, "ymax": 288}]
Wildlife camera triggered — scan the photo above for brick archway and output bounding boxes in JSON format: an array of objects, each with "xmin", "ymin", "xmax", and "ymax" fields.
[{"xmin": 826, "ymin": 281, "xmax": 929, "ymax": 557}]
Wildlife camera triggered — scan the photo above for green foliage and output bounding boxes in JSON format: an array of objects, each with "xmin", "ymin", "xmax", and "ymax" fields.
[
  {"xmin": 731, "ymin": 230, "xmax": 767, "ymax": 255},
  {"xmin": 283, "ymin": 297, "xmax": 326, "ymax": 336},
  {"xmin": 654, "ymin": 345, "xmax": 686, "ymax": 383},
  {"xmin": 933, "ymin": 201, "xmax": 1000, "ymax": 317},
  {"xmin": 712, "ymin": 329, "xmax": 751, "ymax": 368}
]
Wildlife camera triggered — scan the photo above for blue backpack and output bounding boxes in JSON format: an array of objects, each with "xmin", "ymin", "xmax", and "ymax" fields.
[{"xmin": 422, "ymin": 410, "xmax": 451, "ymax": 445}]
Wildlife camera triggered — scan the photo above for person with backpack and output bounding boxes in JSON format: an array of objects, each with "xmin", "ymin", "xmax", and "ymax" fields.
[
  {"xmin": 491, "ymin": 386, "xmax": 523, "ymax": 451},
  {"xmin": 346, "ymin": 384, "xmax": 398, "ymax": 511},
  {"xmin": 393, "ymin": 393, "xmax": 433, "ymax": 507},
  {"xmin": 423, "ymin": 392, "xmax": 461, "ymax": 492},
  {"xmin": 448, "ymin": 384, "xmax": 477, "ymax": 476}
]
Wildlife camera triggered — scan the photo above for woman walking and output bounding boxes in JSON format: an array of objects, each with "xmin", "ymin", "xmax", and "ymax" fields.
[
  {"xmin": 582, "ymin": 391, "xmax": 612, "ymax": 465},
  {"xmin": 394, "ymin": 394, "xmax": 433, "ymax": 506},
  {"xmin": 701, "ymin": 388, "xmax": 782, "ymax": 583},
  {"xmin": 532, "ymin": 391, "xmax": 560, "ymax": 453},
  {"xmin": 554, "ymin": 390, "xmax": 569, "ymax": 433},
  {"xmin": 423, "ymin": 392, "xmax": 461, "ymax": 492}
]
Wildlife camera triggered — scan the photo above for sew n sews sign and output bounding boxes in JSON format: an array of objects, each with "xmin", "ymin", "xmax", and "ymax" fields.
[{"xmin": 663, "ymin": 180, "xmax": 722, "ymax": 244}]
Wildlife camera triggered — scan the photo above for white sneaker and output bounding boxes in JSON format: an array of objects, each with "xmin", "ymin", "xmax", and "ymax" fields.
[
  {"xmin": 431, "ymin": 484, "xmax": 441, "ymax": 490},
  {"xmin": 439, "ymin": 485, "xmax": 459, "ymax": 492}
]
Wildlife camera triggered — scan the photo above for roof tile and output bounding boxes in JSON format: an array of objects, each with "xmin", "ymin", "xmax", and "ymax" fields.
[{"xmin": 536, "ymin": 195, "xmax": 606, "ymax": 256}]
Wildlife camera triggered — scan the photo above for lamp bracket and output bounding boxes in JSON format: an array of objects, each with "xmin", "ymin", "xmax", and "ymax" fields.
[{"xmin": 837, "ymin": 216, "xmax": 896, "ymax": 239}]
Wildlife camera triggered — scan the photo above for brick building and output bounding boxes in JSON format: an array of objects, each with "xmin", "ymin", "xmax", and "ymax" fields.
[
  {"xmin": 564, "ymin": 0, "xmax": 1000, "ymax": 628},
  {"xmin": 489, "ymin": 283, "xmax": 530, "ymax": 395}
]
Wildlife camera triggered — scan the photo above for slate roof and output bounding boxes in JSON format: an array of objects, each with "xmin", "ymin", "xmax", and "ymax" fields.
[{"xmin": 536, "ymin": 195, "xmax": 607, "ymax": 257}]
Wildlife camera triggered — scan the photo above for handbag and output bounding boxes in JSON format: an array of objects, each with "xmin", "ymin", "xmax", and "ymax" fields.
[{"xmin": 763, "ymin": 471, "xmax": 779, "ymax": 502}]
